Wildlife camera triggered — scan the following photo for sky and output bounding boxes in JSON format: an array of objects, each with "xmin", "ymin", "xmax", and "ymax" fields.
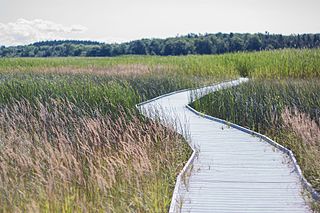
[{"xmin": 1, "ymin": 0, "xmax": 320, "ymax": 46}]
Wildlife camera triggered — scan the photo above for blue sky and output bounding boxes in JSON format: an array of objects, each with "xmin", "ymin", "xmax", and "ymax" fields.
[{"xmin": 1, "ymin": 0, "xmax": 320, "ymax": 46}]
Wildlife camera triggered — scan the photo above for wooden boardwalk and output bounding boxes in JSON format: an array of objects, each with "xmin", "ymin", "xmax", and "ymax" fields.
[{"xmin": 138, "ymin": 79, "xmax": 311, "ymax": 213}]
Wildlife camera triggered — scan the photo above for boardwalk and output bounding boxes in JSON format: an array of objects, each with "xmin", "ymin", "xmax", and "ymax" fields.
[{"xmin": 138, "ymin": 79, "xmax": 312, "ymax": 213}]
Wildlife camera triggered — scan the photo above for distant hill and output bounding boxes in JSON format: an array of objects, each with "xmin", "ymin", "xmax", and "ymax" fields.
[{"xmin": 1, "ymin": 32, "xmax": 320, "ymax": 57}]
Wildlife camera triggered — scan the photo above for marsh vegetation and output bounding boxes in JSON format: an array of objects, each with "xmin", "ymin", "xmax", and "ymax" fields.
[{"xmin": 0, "ymin": 49, "xmax": 319, "ymax": 211}]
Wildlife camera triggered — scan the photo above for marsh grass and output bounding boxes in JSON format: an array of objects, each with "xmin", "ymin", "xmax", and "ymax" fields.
[
  {"xmin": 279, "ymin": 108, "xmax": 320, "ymax": 193},
  {"xmin": 0, "ymin": 99, "xmax": 191, "ymax": 212},
  {"xmin": 0, "ymin": 64, "xmax": 168, "ymax": 77},
  {"xmin": 0, "ymin": 63, "xmax": 201, "ymax": 212},
  {"xmin": 191, "ymin": 79, "xmax": 320, "ymax": 132},
  {"xmin": 1, "ymin": 49, "xmax": 320, "ymax": 211},
  {"xmin": 1, "ymin": 49, "xmax": 320, "ymax": 79}
]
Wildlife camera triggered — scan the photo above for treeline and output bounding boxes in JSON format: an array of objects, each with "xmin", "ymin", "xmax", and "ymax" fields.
[
  {"xmin": 1, "ymin": 32, "xmax": 320, "ymax": 57},
  {"xmin": 32, "ymin": 40, "xmax": 102, "ymax": 47}
]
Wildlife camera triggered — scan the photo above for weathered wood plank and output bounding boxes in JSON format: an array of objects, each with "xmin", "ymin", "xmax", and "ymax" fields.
[{"xmin": 138, "ymin": 79, "xmax": 312, "ymax": 213}]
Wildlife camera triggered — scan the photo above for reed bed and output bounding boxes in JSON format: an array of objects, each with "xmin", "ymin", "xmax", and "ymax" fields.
[
  {"xmin": 1, "ymin": 49, "xmax": 320, "ymax": 211},
  {"xmin": 1, "ymin": 49, "xmax": 320, "ymax": 79},
  {"xmin": 0, "ymin": 72, "xmax": 206, "ymax": 112},
  {"xmin": 0, "ymin": 99, "xmax": 191, "ymax": 212},
  {"xmin": 0, "ymin": 64, "xmax": 203, "ymax": 212},
  {"xmin": 191, "ymin": 80, "xmax": 320, "ymax": 132},
  {"xmin": 191, "ymin": 79, "xmax": 320, "ymax": 209}
]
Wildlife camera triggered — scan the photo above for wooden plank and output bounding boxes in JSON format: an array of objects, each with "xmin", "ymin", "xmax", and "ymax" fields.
[{"xmin": 138, "ymin": 79, "xmax": 312, "ymax": 213}]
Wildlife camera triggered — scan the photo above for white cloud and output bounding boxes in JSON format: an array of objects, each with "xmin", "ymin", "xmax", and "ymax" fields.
[{"xmin": 0, "ymin": 18, "xmax": 87, "ymax": 46}]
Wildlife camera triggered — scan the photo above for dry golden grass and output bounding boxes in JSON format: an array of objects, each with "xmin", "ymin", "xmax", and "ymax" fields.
[
  {"xmin": 1, "ymin": 64, "xmax": 174, "ymax": 77},
  {"xmin": 0, "ymin": 99, "xmax": 191, "ymax": 212},
  {"xmin": 282, "ymin": 107, "xmax": 320, "ymax": 147},
  {"xmin": 0, "ymin": 58, "xmax": 206, "ymax": 212},
  {"xmin": 281, "ymin": 108, "xmax": 320, "ymax": 191},
  {"xmin": 278, "ymin": 108, "xmax": 320, "ymax": 211}
]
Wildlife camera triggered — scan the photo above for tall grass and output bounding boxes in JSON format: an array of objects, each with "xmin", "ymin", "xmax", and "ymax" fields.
[
  {"xmin": 192, "ymin": 80, "xmax": 320, "ymax": 132},
  {"xmin": 1, "ymin": 49, "xmax": 320, "ymax": 211},
  {"xmin": 1, "ymin": 49, "xmax": 319, "ymax": 79},
  {"xmin": 191, "ymin": 79, "xmax": 320, "ymax": 209},
  {"xmin": 0, "ymin": 64, "xmax": 203, "ymax": 211},
  {"xmin": 0, "ymin": 99, "xmax": 191, "ymax": 212},
  {"xmin": 0, "ymin": 64, "xmax": 217, "ymax": 111}
]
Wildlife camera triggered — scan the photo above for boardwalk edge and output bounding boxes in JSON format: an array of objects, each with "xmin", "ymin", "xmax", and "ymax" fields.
[
  {"xmin": 137, "ymin": 78, "xmax": 247, "ymax": 213},
  {"xmin": 186, "ymin": 104, "xmax": 320, "ymax": 202},
  {"xmin": 135, "ymin": 88, "xmax": 196, "ymax": 213},
  {"xmin": 137, "ymin": 78, "xmax": 319, "ymax": 212}
]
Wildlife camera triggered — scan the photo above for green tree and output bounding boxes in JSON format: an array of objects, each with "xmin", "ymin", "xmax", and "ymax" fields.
[
  {"xmin": 149, "ymin": 40, "xmax": 162, "ymax": 55},
  {"xmin": 100, "ymin": 44, "xmax": 113, "ymax": 56},
  {"xmin": 245, "ymin": 35, "xmax": 262, "ymax": 51},
  {"xmin": 172, "ymin": 39, "xmax": 193, "ymax": 55},
  {"xmin": 230, "ymin": 36, "xmax": 244, "ymax": 52},
  {"xmin": 129, "ymin": 40, "xmax": 147, "ymax": 55},
  {"xmin": 216, "ymin": 38, "xmax": 227, "ymax": 54},
  {"xmin": 195, "ymin": 38, "xmax": 213, "ymax": 54}
]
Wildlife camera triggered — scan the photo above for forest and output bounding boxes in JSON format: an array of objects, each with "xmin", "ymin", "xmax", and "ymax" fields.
[{"xmin": 1, "ymin": 32, "xmax": 320, "ymax": 57}]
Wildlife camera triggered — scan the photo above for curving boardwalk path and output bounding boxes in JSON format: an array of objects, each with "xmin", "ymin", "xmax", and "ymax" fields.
[{"xmin": 138, "ymin": 79, "xmax": 311, "ymax": 213}]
